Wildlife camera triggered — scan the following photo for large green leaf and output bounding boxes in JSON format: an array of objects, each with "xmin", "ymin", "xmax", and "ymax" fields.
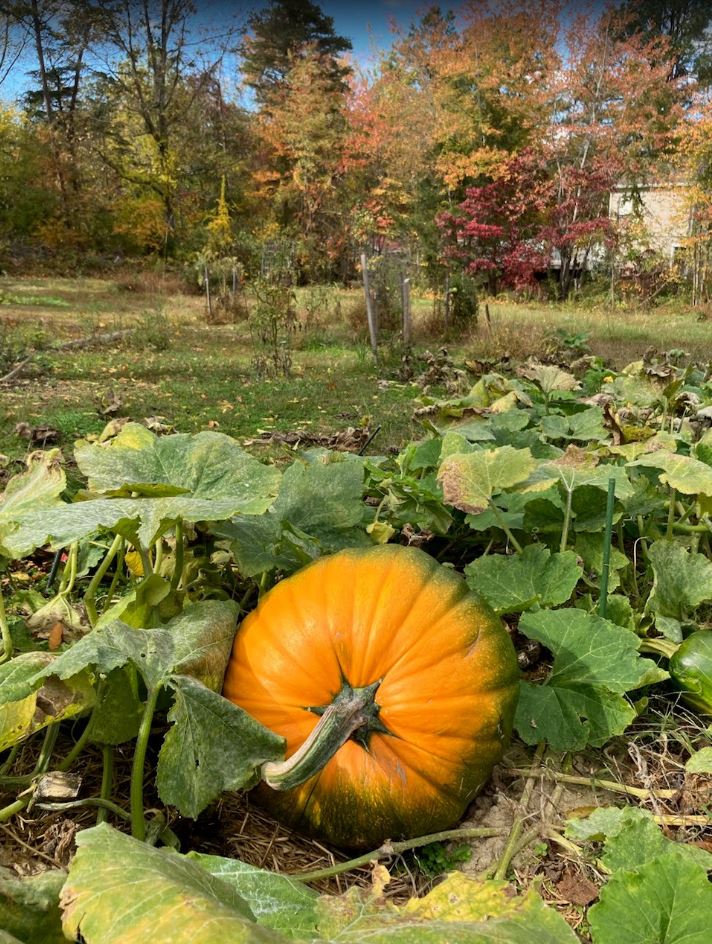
[
  {"xmin": 632, "ymin": 450, "xmax": 712, "ymax": 497},
  {"xmin": 437, "ymin": 446, "xmax": 536, "ymax": 514},
  {"xmin": 540, "ymin": 407, "xmax": 607, "ymax": 443},
  {"xmin": 76, "ymin": 424, "xmax": 280, "ymax": 500},
  {"xmin": 188, "ymin": 854, "xmax": 318, "ymax": 939},
  {"xmin": 4, "ymin": 428, "xmax": 281, "ymax": 555},
  {"xmin": 60, "ymin": 828, "xmax": 577, "ymax": 944},
  {"xmin": 33, "ymin": 600, "xmax": 238, "ymax": 693},
  {"xmin": 465, "ymin": 546, "xmax": 582, "ymax": 614},
  {"xmin": 646, "ymin": 540, "xmax": 712, "ymax": 623},
  {"xmin": 156, "ymin": 675, "xmax": 284, "ymax": 818},
  {"xmin": 0, "ymin": 452, "xmax": 65, "ymax": 554},
  {"xmin": 522, "ymin": 451, "xmax": 634, "ymax": 501},
  {"xmin": 0, "ymin": 868, "xmax": 66, "ymax": 944},
  {"xmin": 565, "ymin": 806, "xmax": 712, "ymax": 873},
  {"xmin": 60, "ymin": 824, "xmax": 280, "ymax": 944},
  {"xmin": 217, "ymin": 455, "xmax": 368, "ymax": 578},
  {"xmin": 588, "ymin": 851, "xmax": 712, "ymax": 944},
  {"xmin": 515, "ymin": 609, "xmax": 656, "ymax": 750}
]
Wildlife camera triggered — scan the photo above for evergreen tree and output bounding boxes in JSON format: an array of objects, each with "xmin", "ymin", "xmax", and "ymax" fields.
[{"xmin": 241, "ymin": 0, "xmax": 351, "ymax": 108}]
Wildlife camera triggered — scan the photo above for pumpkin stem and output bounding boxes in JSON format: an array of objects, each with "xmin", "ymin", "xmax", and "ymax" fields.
[{"xmin": 262, "ymin": 680, "xmax": 382, "ymax": 791}]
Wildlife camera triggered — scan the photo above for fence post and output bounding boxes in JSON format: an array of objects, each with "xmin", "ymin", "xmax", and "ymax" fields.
[
  {"xmin": 361, "ymin": 252, "xmax": 378, "ymax": 357},
  {"xmin": 401, "ymin": 275, "xmax": 412, "ymax": 347}
]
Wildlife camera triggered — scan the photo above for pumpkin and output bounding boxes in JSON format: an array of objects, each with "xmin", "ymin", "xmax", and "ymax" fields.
[{"xmin": 222, "ymin": 545, "xmax": 519, "ymax": 849}]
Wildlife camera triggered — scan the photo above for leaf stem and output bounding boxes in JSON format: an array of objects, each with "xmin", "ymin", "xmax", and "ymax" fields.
[
  {"xmin": 288, "ymin": 825, "xmax": 510, "ymax": 882},
  {"xmin": 494, "ymin": 742, "xmax": 545, "ymax": 880},
  {"xmin": 37, "ymin": 795, "xmax": 131, "ymax": 822},
  {"xmin": 0, "ymin": 586, "xmax": 12, "ymax": 664},
  {"xmin": 96, "ymin": 745, "xmax": 114, "ymax": 825},
  {"xmin": 170, "ymin": 519, "xmax": 184, "ymax": 591},
  {"xmin": 137, "ymin": 543, "xmax": 153, "ymax": 579},
  {"xmin": 131, "ymin": 685, "xmax": 161, "ymax": 841},
  {"xmin": 104, "ymin": 539, "xmax": 125, "ymax": 610},
  {"xmin": 666, "ymin": 487, "xmax": 676, "ymax": 539},
  {"xmin": 559, "ymin": 488, "xmax": 573, "ymax": 553},
  {"xmin": 85, "ymin": 534, "xmax": 123, "ymax": 627},
  {"xmin": 488, "ymin": 500, "xmax": 523, "ymax": 553}
]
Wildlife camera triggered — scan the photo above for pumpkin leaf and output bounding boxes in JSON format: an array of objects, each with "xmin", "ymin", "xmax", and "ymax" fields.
[
  {"xmin": 315, "ymin": 871, "xmax": 578, "ymax": 942},
  {"xmin": 522, "ymin": 451, "xmax": 634, "ymax": 501},
  {"xmin": 465, "ymin": 546, "xmax": 582, "ymax": 614},
  {"xmin": 0, "ymin": 451, "xmax": 65, "ymax": 554},
  {"xmin": 565, "ymin": 806, "xmax": 712, "ymax": 873},
  {"xmin": 33, "ymin": 600, "xmax": 238, "ymax": 693},
  {"xmin": 156, "ymin": 675, "xmax": 285, "ymax": 818},
  {"xmin": 0, "ymin": 867, "xmax": 66, "ymax": 944},
  {"xmin": 540, "ymin": 407, "xmax": 607, "ymax": 442},
  {"xmin": 645, "ymin": 540, "xmax": 712, "ymax": 622},
  {"xmin": 188, "ymin": 853, "xmax": 318, "ymax": 939},
  {"xmin": 75, "ymin": 424, "xmax": 280, "ymax": 501},
  {"xmin": 631, "ymin": 450, "xmax": 712, "ymax": 497},
  {"xmin": 519, "ymin": 364, "xmax": 580, "ymax": 394},
  {"xmin": 0, "ymin": 654, "xmax": 95, "ymax": 751},
  {"xmin": 89, "ymin": 666, "xmax": 143, "ymax": 745},
  {"xmin": 515, "ymin": 609, "xmax": 656, "ymax": 751},
  {"xmin": 685, "ymin": 746, "xmax": 712, "ymax": 772},
  {"xmin": 60, "ymin": 824, "xmax": 280, "ymax": 944},
  {"xmin": 437, "ymin": 446, "xmax": 536, "ymax": 514},
  {"xmin": 588, "ymin": 850, "xmax": 712, "ymax": 944}
]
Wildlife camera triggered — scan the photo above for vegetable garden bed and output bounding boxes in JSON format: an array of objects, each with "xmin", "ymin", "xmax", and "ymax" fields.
[{"xmin": 1, "ymin": 346, "xmax": 711, "ymax": 942}]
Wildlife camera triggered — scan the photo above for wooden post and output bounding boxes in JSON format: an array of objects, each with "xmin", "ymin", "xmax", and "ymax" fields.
[
  {"xmin": 361, "ymin": 252, "xmax": 378, "ymax": 357},
  {"xmin": 485, "ymin": 302, "xmax": 492, "ymax": 333},
  {"xmin": 204, "ymin": 263, "xmax": 213, "ymax": 320},
  {"xmin": 401, "ymin": 275, "xmax": 412, "ymax": 347},
  {"xmin": 443, "ymin": 272, "xmax": 450, "ymax": 332}
]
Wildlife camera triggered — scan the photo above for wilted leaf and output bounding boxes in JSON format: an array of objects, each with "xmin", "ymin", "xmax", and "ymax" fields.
[
  {"xmin": 632, "ymin": 451, "xmax": 712, "ymax": 497},
  {"xmin": 465, "ymin": 546, "xmax": 581, "ymax": 614},
  {"xmin": 523, "ymin": 449, "xmax": 634, "ymax": 501},
  {"xmin": 519, "ymin": 363, "xmax": 580, "ymax": 394},
  {"xmin": 60, "ymin": 824, "xmax": 280, "ymax": 943},
  {"xmin": 515, "ymin": 609, "xmax": 656, "ymax": 751},
  {"xmin": 438, "ymin": 446, "xmax": 536, "ymax": 514},
  {"xmin": 188, "ymin": 853, "xmax": 318, "ymax": 939},
  {"xmin": 0, "ymin": 451, "xmax": 65, "ymax": 554},
  {"xmin": 156, "ymin": 675, "xmax": 284, "ymax": 818},
  {"xmin": 316, "ymin": 871, "xmax": 577, "ymax": 942}
]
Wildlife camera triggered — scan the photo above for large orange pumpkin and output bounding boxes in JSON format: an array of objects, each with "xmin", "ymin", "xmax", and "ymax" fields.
[{"xmin": 222, "ymin": 545, "xmax": 519, "ymax": 849}]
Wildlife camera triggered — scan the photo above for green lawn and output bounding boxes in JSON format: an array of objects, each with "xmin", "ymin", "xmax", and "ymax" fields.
[{"xmin": 1, "ymin": 275, "xmax": 709, "ymax": 471}]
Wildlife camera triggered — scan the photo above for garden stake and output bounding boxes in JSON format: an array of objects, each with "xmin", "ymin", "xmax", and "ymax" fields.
[{"xmin": 598, "ymin": 477, "xmax": 616, "ymax": 619}]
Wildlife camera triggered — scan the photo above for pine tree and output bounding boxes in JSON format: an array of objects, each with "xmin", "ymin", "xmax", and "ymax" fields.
[{"xmin": 241, "ymin": 0, "xmax": 351, "ymax": 108}]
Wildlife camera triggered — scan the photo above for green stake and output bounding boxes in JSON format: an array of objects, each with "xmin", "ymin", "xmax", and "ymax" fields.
[{"xmin": 598, "ymin": 477, "xmax": 616, "ymax": 619}]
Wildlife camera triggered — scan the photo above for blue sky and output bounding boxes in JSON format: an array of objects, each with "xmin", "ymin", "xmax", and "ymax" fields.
[{"xmin": 2, "ymin": 0, "xmax": 434, "ymax": 101}]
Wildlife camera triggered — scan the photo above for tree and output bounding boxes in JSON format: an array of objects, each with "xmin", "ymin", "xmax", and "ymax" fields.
[
  {"xmin": 616, "ymin": 0, "xmax": 712, "ymax": 83},
  {"xmin": 240, "ymin": 0, "xmax": 351, "ymax": 109}
]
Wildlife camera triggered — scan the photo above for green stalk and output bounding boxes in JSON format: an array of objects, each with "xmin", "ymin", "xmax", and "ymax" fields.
[
  {"xmin": 170, "ymin": 519, "xmax": 184, "ymax": 591},
  {"xmin": 38, "ymin": 796, "xmax": 130, "ymax": 822},
  {"xmin": 97, "ymin": 746, "xmax": 114, "ymax": 825},
  {"xmin": 289, "ymin": 825, "xmax": 509, "ymax": 882},
  {"xmin": 263, "ymin": 681, "xmax": 382, "ymax": 791},
  {"xmin": 559, "ymin": 488, "xmax": 574, "ymax": 553},
  {"xmin": 488, "ymin": 500, "xmax": 523, "ymax": 554},
  {"xmin": 104, "ymin": 539, "xmax": 125, "ymax": 610},
  {"xmin": 84, "ymin": 534, "xmax": 123, "ymax": 627},
  {"xmin": 598, "ymin": 477, "xmax": 616, "ymax": 619},
  {"xmin": 58, "ymin": 543, "xmax": 79, "ymax": 596},
  {"xmin": 0, "ymin": 795, "xmax": 30, "ymax": 823},
  {"xmin": 131, "ymin": 685, "xmax": 161, "ymax": 841},
  {"xmin": 0, "ymin": 587, "xmax": 12, "ymax": 664},
  {"xmin": 666, "ymin": 487, "xmax": 677, "ymax": 539},
  {"xmin": 0, "ymin": 744, "xmax": 20, "ymax": 777},
  {"xmin": 137, "ymin": 543, "xmax": 153, "ymax": 579}
]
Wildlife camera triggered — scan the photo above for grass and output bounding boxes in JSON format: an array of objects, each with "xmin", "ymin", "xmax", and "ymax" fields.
[{"xmin": 1, "ymin": 274, "xmax": 709, "ymax": 471}]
